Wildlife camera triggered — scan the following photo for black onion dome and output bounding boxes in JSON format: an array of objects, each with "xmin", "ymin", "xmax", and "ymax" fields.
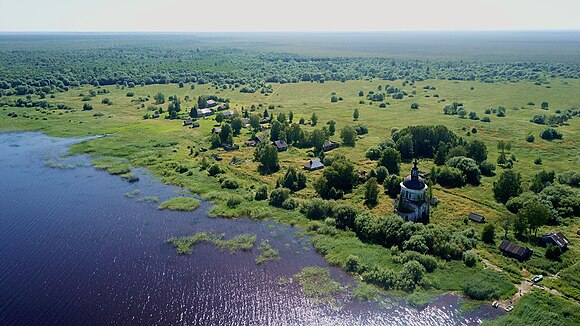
[{"xmin": 403, "ymin": 175, "xmax": 426, "ymax": 190}]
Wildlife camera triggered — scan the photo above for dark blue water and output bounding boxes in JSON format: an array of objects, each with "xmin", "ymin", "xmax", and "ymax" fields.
[{"xmin": 0, "ymin": 132, "xmax": 500, "ymax": 325}]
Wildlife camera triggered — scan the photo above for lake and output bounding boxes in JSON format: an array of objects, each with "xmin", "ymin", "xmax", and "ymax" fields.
[{"xmin": 0, "ymin": 132, "xmax": 500, "ymax": 325}]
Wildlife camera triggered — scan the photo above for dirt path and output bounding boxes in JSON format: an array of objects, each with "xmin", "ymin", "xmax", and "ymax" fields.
[{"xmin": 480, "ymin": 257, "xmax": 574, "ymax": 309}]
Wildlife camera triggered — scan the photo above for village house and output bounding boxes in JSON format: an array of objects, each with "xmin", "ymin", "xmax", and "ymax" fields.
[
  {"xmin": 206, "ymin": 99, "xmax": 217, "ymax": 107},
  {"xmin": 304, "ymin": 158, "xmax": 324, "ymax": 171},
  {"xmin": 322, "ymin": 140, "xmax": 340, "ymax": 152},
  {"xmin": 197, "ymin": 108, "xmax": 215, "ymax": 117},
  {"xmin": 222, "ymin": 110, "xmax": 235, "ymax": 118},
  {"xmin": 273, "ymin": 140, "xmax": 288, "ymax": 152},
  {"xmin": 152, "ymin": 112, "xmax": 159, "ymax": 119},
  {"xmin": 394, "ymin": 159, "xmax": 430, "ymax": 223},
  {"xmin": 468, "ymin": 212, "xmax": 485, "ymax": 223},
  {"xmin": 217, "ymin": 104, "xmax": 228, "ymax": 111},
  {"xmin": 191, "ymin": 121, "xmax": 200, "ymax": 128},
  {"xmin": 499, "ymin": 240, "xmax": 533, "ymax": 261},
  {"xmin": 182, "ymin": 119, "xmax": 193, "ymax": 126},
  {"xmin": 211, "ymin": 127, "xmax": 221, "ymax": 134},
  {"xmin": 541, "ymin": 232, "xmax": 570, "ymax": 249}
]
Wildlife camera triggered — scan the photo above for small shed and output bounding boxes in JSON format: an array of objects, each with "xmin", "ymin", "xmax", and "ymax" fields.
[
  {"xmin": 468, "ymin": 212, "xmax": 485, "ymax": 223},
  {"xmin": 217, "ymin": 104, "xmax": 228, "ymax": 111},
  {"xmin": 541, "ymin": 232, "xmax": 569, "ymax": 249},
  {"xmin": 206, "ymin": 99, "xmax": 217, "ymax": 107},
  {"xmin": 245, "ymin": 140, "xmax": 257, "ymax": 147},
  {"xmin": 211, "ymin": 127, "xmax": 221, "ymax": 134},
  {"xmin": 183, "ymin": 120, "xmax": 193, "ymax": 126},
  {"xmin": 322, "ymin": 140, "xmax": 340, "ymax": 152},
  {"xmin": 304, "ymin": 158, "xmax": 324, "ymax": 171},
  {"xmin": 255, "ymin": 135, "xmax": 267, "ymax": 144},
  {"xmin": 152, "ymin": 112, "xmax": 160, "ymax": 119},
  {"xmin": 273, "ymin": 140, "xmax": 288, "ymax": 152},
  {"xmin": 222, "ymin": 143, "xmax": 239, "ymax": 151},
  {"xmin": 210, "ymin": 153, "xmax": 222, "ymax": 161},
  {"xmin": 259, "ymin": 117, "xmax": 271, "ymax": 124},
  {"xmin": 191, "ymin": 121, "xmax": 200, "ymax": 128},
  {"xmin": 499, "ymin": 240, "xmax": 533, "ymax": 261}
]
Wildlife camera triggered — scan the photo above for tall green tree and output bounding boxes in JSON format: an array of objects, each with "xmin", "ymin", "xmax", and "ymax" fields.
[
  {"xmin": 378, "ymin": 147, "xmax": 401, "ymax": 175},
  {"xmin": 311, "ymin": 113, "xmax": 318, "ymax": 126},
  {"xmin": 219, "ymin": 124, "xmax": 233, "ymax": 144},
  {"xmin": 154, "ymin": 92, "xmax": 165, "ymax": 104},
  {"xmin": 340, "ymin": 125, "xmax": 357, "ymax": 147},
  {"xmin": 254, "ymin": 143, "xmax": 279, "ymax": 174},
  {"xmin": 353, "ymin": 108, "xmax": 359, "ymax": 121},
  {"xmin": 493, "ymin": 170, "xmax": 522, "ymax": 204},
  {"xmin": 519, "ymin": 201, "xmax": 551, "ymax": 237},
  {"xmin": 364, "ymin": 177, "xmax": 379, "ymax": 207}
]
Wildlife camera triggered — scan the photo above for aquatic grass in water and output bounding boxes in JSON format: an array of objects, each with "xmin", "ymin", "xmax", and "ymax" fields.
[
  {"xmin": 93, "ymin": 156, "xmax": 132, "ymax": 175},
  {"xmin": 294, "ymin": 266, "xmax": 341, "ymax": 303},
  {"xmin": 137, "ymin": 196, "xmax": 159, "ymax": 203},
  {"xmin": 352, "ymin": 281, "xmax": 381, "ymax": 301},
  {"xmin": 255, "ymin": 241, "xmax": 280, "ymax": 264},
  {"xmin": 168, "ymin": 232, "xmax": 257, "ymax": 254},
  {"xmin": 124, "ymin": 189, "xmax": 141, "ymax": 198},
  {"xmin": 158, "ymin": 197, "xmax": 201, "ymax": 211}
]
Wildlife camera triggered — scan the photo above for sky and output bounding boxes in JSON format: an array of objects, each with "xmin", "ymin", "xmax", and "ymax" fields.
[{"xmin": 1, "ymin": 0, "xmax": 579, "ymax": 32}]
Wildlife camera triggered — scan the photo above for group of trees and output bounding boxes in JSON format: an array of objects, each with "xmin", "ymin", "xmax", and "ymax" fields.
[{"xmin": 314, "ymin": 156, "xmax": 357, "ymax": 199}]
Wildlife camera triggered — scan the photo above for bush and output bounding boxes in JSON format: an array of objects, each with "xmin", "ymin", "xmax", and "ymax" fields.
[
  {"xmin": 375, "ymin": 166, "xmax": 388, "ymax": 183},
  {"xmin": 545, "ymin": 244, "xmax": 562, "ymax": 260},
  {"xmin": 401, "ymin": 251, "xmax": 437, "ymax": 272},
  {"xmin": 410, "ymin": 103, "xmax": 419, "ymax": 109},
  {"xmin": 269, "ymin": 188, "xmax": 290, "ymax": 207},
  {"xmin": 558, "ymin": 171, "xmax": 580, "ymax": 187},
  {"xmin": 220, "ymin": 178, "xmax": 239, "ymax": 189},
  {"xmin": 481, "ymin": 116, "xmax": 491, "ymax": 122},
  {"xmin": 254, "ymin": 185, "xmax": 268, "ymax": 200},
  {"xmin": 82, "ymin": 103, "xmax": 93, "ymax": 111},
  {"xmin": 282, "ymin": 198, "xmax": 298, "ymax": 210},
  {"xmin": 526, "ymin": 134, "xmax": 535, "ymax": 142},
  {"xmin": 300, "ymin": 198, "xmax": 331, "ymax": 220},
  {"xmin": 540, "ymin": 128, "xmax": 563, "ymax": 140},
  {"xmin": 345, "ymin": 255, "xmax": 364, "ymax": 273},
  {"xmin": 481, "ymin": 224, "xmax": 495, "ymax": 244},
  {"xmin": 362, "ymin": 267, "xmax": 397, "ymax": 290},
  {"xmin": 365, "ymin": 147, "xmax": 382, "ymax": 160},
  {"xmin": 398, "ymin": 260, "xmax": 426, "ymax": 292},
  {"xmin": 479, "ymin": 161, "xmax": 496, "ymax": 177},
  {"xmin": 207, "ymin": 164, "xmax": 223, "ymax": 176},
  {"xmin": 436, "ymin": 166, "xmax": 466, "ymax": 188},
  {"xmin": 462, "ymin": 250, "xmax": 477, "ymax": 267},
  {"xmin": 446, "ymin": 156, "xmax": 481, "ymax": 185},
  {"xmin": 126, "ymin": 92, "xmax": 134, "ymax": 97},
  {"xmin": 226, "ymin": 195, "xmax": 243, "ymax": 208}
]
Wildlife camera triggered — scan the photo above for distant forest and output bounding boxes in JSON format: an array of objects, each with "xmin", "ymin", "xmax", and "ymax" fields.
[{"xmin": 0, "ymin": 33, "xmax": 579, "ymax": 97}]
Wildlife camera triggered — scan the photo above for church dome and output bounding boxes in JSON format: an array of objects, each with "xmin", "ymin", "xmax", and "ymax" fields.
[
  {"xmin": 402, "ymin": 159, "xmax": 426, "ymax": 190},
  {"xmin": 402, "ymin": 175, "xmax": 426, "ymax": 190}
]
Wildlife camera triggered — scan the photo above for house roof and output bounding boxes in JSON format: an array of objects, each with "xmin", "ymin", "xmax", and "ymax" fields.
[
  {"xmin": 468, "ymin": 212, "xmax": 485, "ymax": 223},
  {"xmin": 222, "ymin": 110, "xmax": 235, "ymax": 117},
  {"xmin": 542, "ymin": 232, "xmax": 570, "ymax": 248},
  {"xmin": 211, "ymin": 127, "xmax": 221, "ymax": 134},
  {"xmin": 499, "ymin": 240, "xmax": 533, "ymax": 259},
  {"xmin": 274, "ymin": 140, "xmax": 288, "ymax": 149},
  {"xmin": 304, "ymin": 158, "xmax": 324, "ymax": 170},
  {"xmin": 183, "ymin": 119, "xmax": 193, "ymax": 125}
]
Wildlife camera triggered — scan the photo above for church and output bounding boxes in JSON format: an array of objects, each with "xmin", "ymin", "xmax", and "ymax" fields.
[{"xmin": 394, "ymin": 159, "xmax": 430, "ymax": 223}]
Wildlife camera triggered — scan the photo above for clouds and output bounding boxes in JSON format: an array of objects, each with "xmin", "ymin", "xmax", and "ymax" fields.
[{"xmin": 1, "ymin": 0, "xmax": 579, "ymax": 32}]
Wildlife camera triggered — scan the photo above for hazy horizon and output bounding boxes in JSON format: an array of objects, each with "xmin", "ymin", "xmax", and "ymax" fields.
[{"xmin": 1, "ymin": 0, "xmax": 579, "ymax": 32}]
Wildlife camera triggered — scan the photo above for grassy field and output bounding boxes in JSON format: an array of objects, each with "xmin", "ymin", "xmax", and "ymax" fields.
[{"xmin": 1, "ymin": 78, "xmax": 578, "ymax": 320}]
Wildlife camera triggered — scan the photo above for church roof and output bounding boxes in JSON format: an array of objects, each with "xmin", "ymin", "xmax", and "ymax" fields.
[
  {"xmin": 402, "ymin": 175, "xmax": 426, "ymax": 190},
  {"xmin": 402, "ymin": 159, "xmax": 426, "ymax": 190}
]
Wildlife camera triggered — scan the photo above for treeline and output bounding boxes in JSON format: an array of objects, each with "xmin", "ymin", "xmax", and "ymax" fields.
[{"xmin": 1, "ymin": 43, "xmax": 579, "ymax": 98}]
